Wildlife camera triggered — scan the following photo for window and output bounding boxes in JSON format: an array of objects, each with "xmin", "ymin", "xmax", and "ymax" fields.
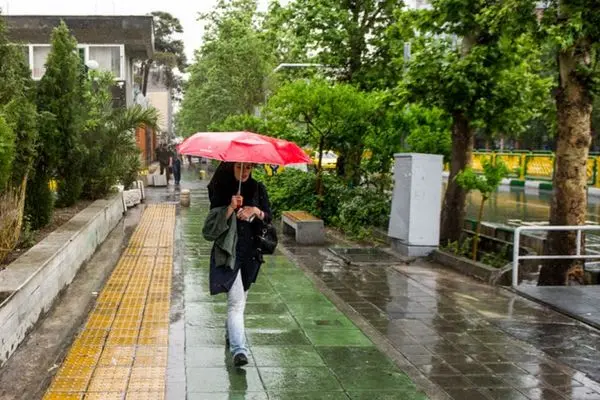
[
  {"xmin": 78, "ymin": 47, "xmax": 85, "ymax": 65},
  {"xmin": 32, "ymin": 45, "xmax": 51, "ymax": 79},
  {"xmin": 88, "ymin": 46, "xmax": 122, "ymax": 78}
]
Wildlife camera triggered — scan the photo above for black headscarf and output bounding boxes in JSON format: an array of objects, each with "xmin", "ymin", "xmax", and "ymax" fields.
[{"xmin": 207, "ymin": 162, "xmax": 259, "ymax": 209}]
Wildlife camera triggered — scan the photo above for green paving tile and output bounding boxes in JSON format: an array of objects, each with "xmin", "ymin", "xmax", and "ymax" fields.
[
  {"xmin": 259, "ymin": 367, "xmax": 343, "ymax": 392},
  {"xmin": 286, "ymin": 302, "xmax": 340, "ymax": 317},
  {"xmin": 245, "ymin": 302, "xmax": 288, "ymax": 315},
  {"xmin": 186, "ymin": 367, "xmax": 264, "ymax": 393},
  {"xmin": 188, "ymin": 393, "xmax": 269, "ymax": 400},
  {"xmin": 186, "ymin": 346, "xmax": 252, "ymax": 367},
  {"xmin": 305, "ymin": 329, "xmax": 373, "ymax": 346},
  {"xmin": 317, "ymin": 347, "xmax": 397, "ymax": 369},
  {"xmin": 186, "ymin": 328, "xmax": 227, "ymax": 346},
  {"xmin": 278, "ymin": 291, "xmax": 332, "ymax": 304},
  {"xmin": 246, "ymin": 291, "xmax": 282, "ymax": 303},
  {"xmin": 347, "ymin": 391, "xmax": 428, "ymax": 400},
  {"xmin": 333, "ymin": 367, "xmax": 416, "ymax": 391},
  {"xmin": 268, "ymin": 392, "xmax": 349, "ymax": 400},
  {"xmin": 294, "ymin": 314, "xmax": 356, "ymax": 329},
  {"xmin": 252, "ymin": 346, "xmax": 326, "ymax": 367},
  {"xmin": 245, "ymin": 314, "xmax": 299, "ymax": 330},
  {"xmin": 246, "ymin": 329, "xmax": 311, "ymax": 345}
]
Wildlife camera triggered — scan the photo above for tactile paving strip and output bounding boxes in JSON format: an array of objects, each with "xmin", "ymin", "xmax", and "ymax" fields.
[{"xmin": 43, "ymin": 204, "xmax": 175, "ymax": 399}]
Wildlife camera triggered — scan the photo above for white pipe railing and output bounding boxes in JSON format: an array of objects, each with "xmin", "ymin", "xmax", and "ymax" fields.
[{"xmin": 512, "ymin": 225, "xmax": 600, "ymax": 288}]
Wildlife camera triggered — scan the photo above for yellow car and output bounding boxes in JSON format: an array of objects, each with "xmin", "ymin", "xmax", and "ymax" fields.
[{"xmin": 311, "ymin": 151, "xmax": 338, "ymax": 170}]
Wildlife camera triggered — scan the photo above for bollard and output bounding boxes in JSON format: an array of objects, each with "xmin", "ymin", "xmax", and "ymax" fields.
[
  {"xmin": 180, "ymin": 189, "xmax": 191, "ymax": 207},
  {"xmin": 199, "ymin": 170, "xmax": 206, "ymax": 180}
]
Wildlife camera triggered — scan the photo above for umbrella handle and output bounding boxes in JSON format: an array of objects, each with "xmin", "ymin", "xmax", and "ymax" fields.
[{"xmin": 238, "ymin": 162, "xmax": 243, "ymax": 195}]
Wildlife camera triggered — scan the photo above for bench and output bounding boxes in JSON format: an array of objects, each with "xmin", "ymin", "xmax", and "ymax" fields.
[{"xmin": 282, "ymin": 211, "xmax": 325, "ymax": 245}]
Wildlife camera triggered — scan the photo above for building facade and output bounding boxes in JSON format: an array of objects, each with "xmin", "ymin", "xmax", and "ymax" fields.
[{"xmin": 3, "ymin": 15, "xmax": 158, "ymax": 166}]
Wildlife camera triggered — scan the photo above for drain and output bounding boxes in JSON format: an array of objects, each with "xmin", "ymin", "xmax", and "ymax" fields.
[{"xmin": 328, "ymin": 247, "xmax": 403, "ymax": 265}]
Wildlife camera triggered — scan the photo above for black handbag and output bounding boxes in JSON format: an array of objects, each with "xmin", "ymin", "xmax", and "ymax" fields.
[
  {"xmin": 254, "ymin": 183, "xmax": 278, "ymax": 255},
  {"xmin": 257, "ymin": 222, "xmax": 278, "ymax": 255}
]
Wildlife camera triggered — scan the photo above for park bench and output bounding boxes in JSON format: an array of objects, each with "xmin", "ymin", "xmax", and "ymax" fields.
[{"xmin": 282, "ymin": 211, "xmax": 325, "ymax": 245}]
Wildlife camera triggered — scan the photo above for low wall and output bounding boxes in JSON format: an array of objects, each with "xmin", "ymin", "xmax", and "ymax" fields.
[{"xmin": 0, "ymin": 193, "xmax": 125, "ymax": 366}]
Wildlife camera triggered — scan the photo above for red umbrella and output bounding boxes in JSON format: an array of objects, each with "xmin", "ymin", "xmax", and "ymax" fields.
[
  {"xmin": 177, "ymin": 131, "xmax": 312, "ymax": 193},
  {"xmin": 177, "ymin": 131, "xmax": 311, "ymax": 165}
]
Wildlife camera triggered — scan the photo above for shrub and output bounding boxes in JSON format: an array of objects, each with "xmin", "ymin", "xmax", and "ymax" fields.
[{"xmin": 257, "ymin": 167, "xmax": 391, "ymax": 238}]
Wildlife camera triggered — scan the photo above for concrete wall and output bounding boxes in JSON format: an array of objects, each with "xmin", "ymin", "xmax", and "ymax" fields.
[
  {"xmin": 147, "ymin": 90, "xmax": 171, "ymax": 134},
  {"xmin": 0, "ymin": 194, "xmax": 125, "ymax": 366}
]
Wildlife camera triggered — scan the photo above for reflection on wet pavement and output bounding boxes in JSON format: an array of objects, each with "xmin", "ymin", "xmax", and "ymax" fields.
[
  {"xmin": 170, "ymin": 172, "xmax": 428, "ymax": 399},
  {"xmin": 289, "ymin": 246, "xmax": 600, "ymax": 400}
]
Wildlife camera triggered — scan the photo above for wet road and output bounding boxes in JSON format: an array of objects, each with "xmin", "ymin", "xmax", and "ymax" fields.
[{"xmin": 464, "ymin": 187, "xmax": 600, "ymax": 224}]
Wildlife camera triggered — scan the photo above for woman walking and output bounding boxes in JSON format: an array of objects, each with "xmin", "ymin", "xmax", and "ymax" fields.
[{"xmin": 202, "ymin": 162, "xmax": 272, "ymax": 367}]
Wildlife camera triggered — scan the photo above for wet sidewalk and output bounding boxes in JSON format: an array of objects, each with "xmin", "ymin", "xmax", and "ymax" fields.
[
  {"xmin": 172, "ymin": 181, "xmax": 429, "ymax": 399},
  {"xmin": 287, "ymin": 244, "xmax": 600, "ymax": 400}
]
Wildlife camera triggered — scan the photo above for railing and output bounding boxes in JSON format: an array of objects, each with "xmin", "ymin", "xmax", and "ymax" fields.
[
  {"xmin": 444, "ymin": 151, "xmax": 600, "ymax": 186},
  {"xmin": 512, "ymin": 225, "xmax": 600, "ymax": 288}
]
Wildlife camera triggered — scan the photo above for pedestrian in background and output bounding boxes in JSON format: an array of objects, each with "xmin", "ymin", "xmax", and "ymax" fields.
[{"xmin": 202, "ymin": 162, "xmax": 272, "ymax": 367}]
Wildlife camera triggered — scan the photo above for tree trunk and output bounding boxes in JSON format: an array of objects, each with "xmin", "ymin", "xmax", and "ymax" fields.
[
  {"xmin": 440, "ymin": 112, "xmax": 474, "ymax": 243},
  {"xmin": 142, "ymin": 59, "xmax": 153, "ymax": 96},
  {"xmin": 539, "ymin": 46, "xmax": 592, "ymax": 286}
]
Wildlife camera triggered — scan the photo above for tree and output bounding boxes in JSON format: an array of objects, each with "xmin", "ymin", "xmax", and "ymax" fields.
[
  {"xmin": 0, "ymin": 17, "xmax": 38, "ymax": 259},
  {"xmin": 538, "ymin": 1, "xmax": 600, "ymax": 285},
  {"xmin": 34, "ymin": 21, "xmax": 85, "ymax": 208},
  {"xmin": 176, "ymin": 0, "xmax": 273, "ymax": 135},
  {"xmin": 456, "ymin": 159, "xmax": 509, "ymax": 261},
  {"xmin": 399, "ymin": 1, "xmax": 551, "ymax": 243},
  {"xmin": 267, "ymin": 78, "xmax": 380, "ymax": 185},
  {"xmin": 140, "ymin": 11, "xmax": 187, "ymax": 97},
  {"xmin": 278, "ymin": 0, "xmax": 402, "ymax": 89},
  {"xmin": 404, "ymin": 105, "xmax": 452, "ymax": 163},
  {"xmin": 81, "ymin": 71, "xmax": 159, "ymax": 199}
]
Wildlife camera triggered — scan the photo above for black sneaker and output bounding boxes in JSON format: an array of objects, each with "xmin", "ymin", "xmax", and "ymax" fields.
[{"xmin": 233, "ymin": 353, "xmax": 248, "ymax": 367}]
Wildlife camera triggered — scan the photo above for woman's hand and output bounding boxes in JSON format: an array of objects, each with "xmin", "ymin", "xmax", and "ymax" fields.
[
  {"xmin": 236, "ymin": 206, "xmax": 263, "ymax": 221},
  {"xmin": 230, "ymin": 195, "xmax": 243, "ymax": 210}
]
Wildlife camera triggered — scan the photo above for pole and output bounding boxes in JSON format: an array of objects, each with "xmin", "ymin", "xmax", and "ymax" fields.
[{"xmin": 238, "ymin": 162, "xmax": 243, "ymax": 194}]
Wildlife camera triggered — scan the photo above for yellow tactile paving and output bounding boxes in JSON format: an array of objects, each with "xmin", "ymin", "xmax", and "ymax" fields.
[{"xmin": 43, "ymin": 204, "xmax": 175, "ymax": 400}]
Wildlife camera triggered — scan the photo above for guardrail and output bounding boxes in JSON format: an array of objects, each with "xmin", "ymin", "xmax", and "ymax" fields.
[
  {"xmin": 444, "ymin": 151, "xmax": 600, "ymax": 186},
  {"xmin": 512, "ymin": 225, "xmax": 600, "ymax": 288}
]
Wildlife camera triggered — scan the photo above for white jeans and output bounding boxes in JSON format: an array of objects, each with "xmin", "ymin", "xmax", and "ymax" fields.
[{"xmin": 227, "ymin": 270, "xmax": 248, "ymax": 357}]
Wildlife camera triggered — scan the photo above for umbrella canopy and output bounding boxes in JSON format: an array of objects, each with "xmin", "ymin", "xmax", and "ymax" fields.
[{"xmin": 176, "ymin": 131, "xmax": 312, "ymax": 165}]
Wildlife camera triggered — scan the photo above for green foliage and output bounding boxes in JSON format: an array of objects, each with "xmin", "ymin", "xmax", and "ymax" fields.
[
  {"xmin": 0, "ymin": 115, "xmax": 15, "ymax": 190},
  {"xmin": 267, "ymin": 78, "xmax": 381, "ymax": 183},
  {"xmin": 177, "ymin": 0, "xmax": 274, "ymax": 135},
  {"xmin": 81, "ymin": 71, "xmax": 158, "ymax": 199},
  {"xmin": 404, "ymin": 105, "xmax": 452, "ymax": 163},
  {"xmin": 25, "ymin": 169, "xmax": 55, "ymax": 230},
  {"xmin": 256, "ymin": 168, "xmax": 389, "ymax": 238},
  {"xmin": 148, "ymin": 11, "xmax": 187, "ymax": 95},
  {"xmin": 277, "ymin": 0, "xmax": 401, "ymax": 89},
  {"xmin": 0, "ymin": 19, "xmax": 38, "ymax": 191},
  {"xmin": 456, "ymin": 159, "xmax": 509, "ymax": 200},
  {"xmin": 208, "ymin": 114, "xmax": 268, "ymax": 133},
  {"xmin": 36, "ymin": 21, "xmax": 86, "ymax": 208}
]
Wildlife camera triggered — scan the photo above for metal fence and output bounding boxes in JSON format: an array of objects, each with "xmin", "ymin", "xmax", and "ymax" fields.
[
  {"xmin": 512, "ymin": 225, "xmax": 600, "ymax": 288},
  {"xmin": 445, "ymin": 151, "xmax": 600, "ymax": 186}
]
